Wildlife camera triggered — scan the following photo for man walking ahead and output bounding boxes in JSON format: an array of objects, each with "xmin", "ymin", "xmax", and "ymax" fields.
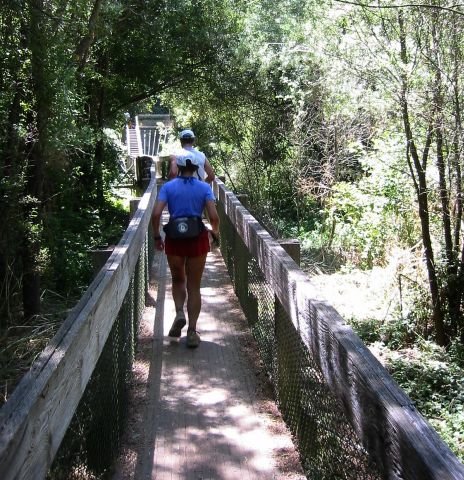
[{"xmin": 169, "ymin": 129, "xmax": 215, "ymax": 183}]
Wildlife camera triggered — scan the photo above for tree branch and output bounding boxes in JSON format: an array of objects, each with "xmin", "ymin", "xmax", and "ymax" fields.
[
  {"xmin": 333, "ymin": 0, "xmax": 464, "ymax": 16},
  {"xmin": 112, "ymin": 59, "xmax": 213, "ymax": 113},
  {"xmin": 75, "ymin": 0, "xmax": 105, "ymax": 70}
]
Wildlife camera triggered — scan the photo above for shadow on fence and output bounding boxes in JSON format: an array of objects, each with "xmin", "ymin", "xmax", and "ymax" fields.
[
  {"xmin": 0, "ymin": 169, "xmax": 157, "ymax": 480},
  {"xmin": 214, "ymin": 177, "xmax": 464, "ymax": 480}
]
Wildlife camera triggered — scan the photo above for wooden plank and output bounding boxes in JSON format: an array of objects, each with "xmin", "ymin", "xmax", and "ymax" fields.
[
  {"xmin": 0, "ymin": 168, "xmax": 158, "ymax": 480},
  {"xmin": 213, "ymin": 179, "xmax": 464, "ymax": 480}
]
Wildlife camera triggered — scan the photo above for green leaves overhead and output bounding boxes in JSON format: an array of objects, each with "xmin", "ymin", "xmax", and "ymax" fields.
[{"xmin": 102, "ymin": 0, "xmax": 244, "ymax": 112}]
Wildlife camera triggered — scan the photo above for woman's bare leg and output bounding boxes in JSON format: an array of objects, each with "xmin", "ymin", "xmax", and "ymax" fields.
[
  {"xmin": 167, "ymin": 254, "xmax": 187, "ymax": 314},
  {"xmin": 185, "ymin": 254, "xmax": 207, "ymax": 331}
]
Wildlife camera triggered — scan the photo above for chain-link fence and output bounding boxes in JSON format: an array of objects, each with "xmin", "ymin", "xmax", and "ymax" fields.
[
  {"xmin": 47, "ymin": 235, "xmax": 152, "ymax": 480},
  {"xmin": 218, "ymin": 201, "xmax": 381, "ymax": 480}
]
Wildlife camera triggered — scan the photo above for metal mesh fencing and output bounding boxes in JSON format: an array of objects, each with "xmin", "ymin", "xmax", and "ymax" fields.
[
  {"xmin": 47, "ymin": 235, "xmax": 152, "ymax": 480},
  {"xmin": 218, "ymin": 202, "xmax": 381, "ymax": 480}
]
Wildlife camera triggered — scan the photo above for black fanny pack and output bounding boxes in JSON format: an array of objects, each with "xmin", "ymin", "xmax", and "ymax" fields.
[{"xmin": 163, "ymin": 216, "xmax": 205, "ymax": 239}]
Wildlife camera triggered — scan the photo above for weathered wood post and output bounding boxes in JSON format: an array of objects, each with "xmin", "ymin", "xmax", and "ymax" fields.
[
  {"xmin": 277, "ymin": 239, "xmax": 300, "ymax": 266},
  {"xmin": 274, "ymin": 238, "xmax": 301, "ymax": 408},
  {"xmin": 130, "ymin": 198, "xmax": 140, "ymax": 219},
  {"xmin": 91, "ymin": 246, "xmax": 114, "ymax": 276},
  {"xmin": 234, "ymin": 194, "xmax": 249, "ymax": 303},
  {"xmin": 235, "ymin": 193, "xmax": 248, "ymax": 208}
]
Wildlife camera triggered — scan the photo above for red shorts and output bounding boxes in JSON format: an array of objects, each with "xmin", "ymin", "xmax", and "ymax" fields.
[{"xmin": 165, "ymin": 229, "xmax": 210, "ymax": 257}]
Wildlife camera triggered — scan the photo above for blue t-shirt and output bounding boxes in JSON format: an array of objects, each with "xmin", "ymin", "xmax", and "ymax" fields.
[{"xmin": 158, "ymin": 177, "xmax": 215, "ymax": 218}]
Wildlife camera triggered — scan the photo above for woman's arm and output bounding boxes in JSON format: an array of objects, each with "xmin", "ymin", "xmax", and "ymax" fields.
[{"xmin": 151, "ymin": 200, "xmax": 167, "ymax": 250}]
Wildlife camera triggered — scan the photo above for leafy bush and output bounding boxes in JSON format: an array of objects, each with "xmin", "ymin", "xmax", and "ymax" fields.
[
  {"xmin": 386, "ymin": 344, "xmax": 464, "ymax": 461},
  {"xmin": 347, "ymin": 317, "xmax": 382, "ymax": 344},
  {"xmin": 349, "ymin": 311, "xmax": 464, "ymax": 461},
  {"xmin": 43, "ymin": 200, "xmax": 128, "ymax": 296}
]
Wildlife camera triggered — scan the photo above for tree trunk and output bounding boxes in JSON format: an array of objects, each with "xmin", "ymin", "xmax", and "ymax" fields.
[
  {"xmin": 22, "ymin": 0, "xmax": 50, "ymax": 320},
  {"xmin": 452, "ymin": 14, "xmax": 464, "ymax": 342},
  {"xmin": 398, "ymin": 10, "xmax": 447, "ymax": 346},
  {"xmin": 75, "ymin": 0, "xmax": 105, "ymax": 70}
]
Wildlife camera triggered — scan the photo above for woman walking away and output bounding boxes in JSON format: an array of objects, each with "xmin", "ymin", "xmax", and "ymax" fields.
[{"xmin": 151, "ymin": 152, "xmax": 220, "ymax": 348}]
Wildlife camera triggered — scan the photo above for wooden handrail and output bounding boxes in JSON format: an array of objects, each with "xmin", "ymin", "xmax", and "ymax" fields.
[
  {"xmin": 0, "ymin": 168, "xmax": 158, "ymax": 480},
  {"xmin": 213, "ymin": 178, "xmax": 464, "ymax": 480}
]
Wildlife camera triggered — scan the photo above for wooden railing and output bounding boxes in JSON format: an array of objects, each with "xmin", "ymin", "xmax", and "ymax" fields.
[
  {"xmin": 1, "ymin": 170, "xmax": 462, "ymax": 480},
  {"xmin": 213, "ymin": 178, "xmax": 464, "ymax": 480},
  {"xmin": 0, "ymin": 168, "xmax": 158, "ymax": 480}
]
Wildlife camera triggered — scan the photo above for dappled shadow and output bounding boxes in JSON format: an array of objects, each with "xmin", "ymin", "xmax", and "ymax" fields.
[
  {"xmin": 121, "ymin": 250, "xmax": 303, "ymax": 480},
  {"xmin": 149, "ymin": 339, "xmax": 283, "ymax": 478}
]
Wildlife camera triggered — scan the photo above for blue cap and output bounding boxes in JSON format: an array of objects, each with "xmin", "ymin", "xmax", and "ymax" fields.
[{"xmin": 179, "ymin": 129, "xmax": 195, "ymax": 140}]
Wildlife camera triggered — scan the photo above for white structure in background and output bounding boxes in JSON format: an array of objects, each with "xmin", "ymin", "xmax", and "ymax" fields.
[
  {"xmin": 124, "ymin": 113, "xmax": 172, "ymax": 182},
  {"xmin": 136, "ymin": 114, "xmax": 171, "ymax": 157}
]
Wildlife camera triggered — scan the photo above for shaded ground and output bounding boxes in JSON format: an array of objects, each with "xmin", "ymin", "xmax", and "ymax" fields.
[{"xmin": 112, "ymin": 248, "xmax": 305, "ymax": 480}]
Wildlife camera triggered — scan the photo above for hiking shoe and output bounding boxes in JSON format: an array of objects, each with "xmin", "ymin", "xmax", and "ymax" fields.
[
  {"xmin": 186, "ymin": 330, "xmax": 200, "ymax": 348},
  {"xmin": 168, "ymin": 313, "xmax": 186, "ymax": 337}
]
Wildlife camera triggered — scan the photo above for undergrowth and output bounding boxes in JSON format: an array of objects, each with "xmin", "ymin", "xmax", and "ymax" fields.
[
  {"xmin": 0, "ymin": 192, "xmax": 129, "ymax": 407},
  {"xmin": 0, "ymin": 290, "xmax": 78, "ymax": 406},
  {"xmin": 302, "ymin": 240, "xmax": 464, "ymax": 463},
  {"xmin": 349, "ymin": 317, "xmax": 464, "ymax": 462}
]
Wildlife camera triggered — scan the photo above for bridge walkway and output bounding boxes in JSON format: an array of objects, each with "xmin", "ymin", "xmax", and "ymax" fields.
[{"xmin": 112, "ymin": 246, "xmax": 304, "ymax": 480}]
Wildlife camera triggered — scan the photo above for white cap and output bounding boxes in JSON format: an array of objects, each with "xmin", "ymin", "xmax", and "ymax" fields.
[
  {"xmin": 176, "ymin": 152, "xmax": 199, "ymax": 167},
  {"xmin": 179, "ymin": 129, "xmax": 195, "ymax": 140}
]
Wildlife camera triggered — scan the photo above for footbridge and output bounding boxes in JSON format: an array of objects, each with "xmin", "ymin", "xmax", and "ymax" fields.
[
  {"xmin": 0, "ymin": 130, "xmax": 463, "ymax": 479},
  {"xmin": 123, "ymin": 114, "xmax": 171, "ymax": 182}
]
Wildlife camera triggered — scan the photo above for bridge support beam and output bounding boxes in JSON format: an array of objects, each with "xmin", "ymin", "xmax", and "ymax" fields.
[{"xmin": 274, "ymin": 238, "xmax": 301, "ymax": 409}]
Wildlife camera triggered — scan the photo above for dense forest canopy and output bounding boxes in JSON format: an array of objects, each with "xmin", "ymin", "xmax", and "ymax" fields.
[
  {"xmin": 1, "ymin": 0, "xmax": 463, "ymax": 459},
  {"xmin": 0, "ymin": 0, "xmax": 244, "ymax": 325}
]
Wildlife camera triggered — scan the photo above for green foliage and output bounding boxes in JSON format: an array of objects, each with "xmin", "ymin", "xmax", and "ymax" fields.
[
  {"xmin": 349, "ymin": 314, "xmax": 464, "ymax": 460},
  {"xmin": 308, "ymin": 133, "xmax": 417, "ymax": 269},
  {"xmin": 164, "ymin": 0, "xmax": 464, "ymax": 464},
  {"xmin": 104, "ymin": 0, "xmax": 245, "ymax": 114},
  {"xmin": 351, "ymin": 315, "xmax": 421, "ymax": 351},
  {"xmin": 43, "ymin": 198, "xmax": 128, "ymax": 296},
  {"xmin": 2, "ymin": 0, "xmax": 242, "ymax": 318},
  {"xmin": 387, "ymin": 345, "xmax": 464, "ymax": 461},
  {"xmin": 348, "ymin": 317, "xmax": 382, "ymax": 344},
  {"xmin": 42, "ymin": 131, "xmax": 129, "ymax": 296}
]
